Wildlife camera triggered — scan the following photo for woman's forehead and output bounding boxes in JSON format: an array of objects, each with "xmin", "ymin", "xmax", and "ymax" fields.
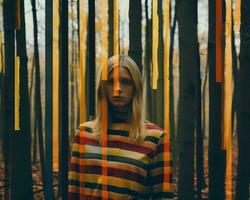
[{"xmin": 108, "ymin": 66, "xmax": 132, "ymax": 79}]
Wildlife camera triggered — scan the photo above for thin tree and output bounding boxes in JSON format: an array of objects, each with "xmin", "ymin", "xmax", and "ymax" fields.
[
  {"xmin": 208, "ymin": 0, "xmax": 226, "ymax": 199},
  {"xmin": 231, "ymin": 9, "xmax": 239, "ymax": 136},
  {"xmin": 88, "ymin": 0, "xmax": 95, "ymax": 120},
  {"xmin": 128, "ymin": 0, "xmax": 142, "ymax": 72},
  {"xmin": 59, "ymin": 0, "xmax": 69, "ymax": 198},
  {"xmin": 31, "ymin": 0, "xmax": 46, "ymax": 193},
  {"xmin": 155, "ymin": 0, "xmax": 164, "ymax": 128},
  {"xmin": 45, "ymin": 0, "xmax": 54, "ymax": 198},
  {"xmin": 169, "ymin": 2, "xmax": 177, "ymax": 168},
  {"xmin": 13, "ymin": 0, "xmax": 34, "ymax": 198},
  {"xmin": 176, "ymin": 0, "xmax": 199, "ymax": 198},
  {"xmin": 195, "ymin": 33, "xmax": 205, "ymax": 199},
  {"xmin": 108, "ymin": 0, "xmax": 114, "ymax": 57},
  {"xmin": 144, "ymin": 0, "xmax": 153, "ymax": 122},
  {"xmin": 236, "ymin": 0, "xmax": 250, "ymax": 199},
  {"xmin": 3, "ymin": 0, "xmax": 15, "ymax": 198}
]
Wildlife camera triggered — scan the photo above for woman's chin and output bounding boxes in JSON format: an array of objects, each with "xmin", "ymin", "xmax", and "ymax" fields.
[{"xmin": 111, "ymin": 103, "xmax": 127, "ymax": 111}]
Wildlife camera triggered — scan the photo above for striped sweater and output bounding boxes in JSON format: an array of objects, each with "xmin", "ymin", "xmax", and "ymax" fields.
[{"xmin": 68, "ymin": 121, "xmax": 174, "ymax": 199}]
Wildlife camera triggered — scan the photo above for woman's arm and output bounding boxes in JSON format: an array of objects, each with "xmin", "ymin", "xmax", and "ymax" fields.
[{"xmin": 150, "ymin": 132, "xmax": 175, "ymax": 199}]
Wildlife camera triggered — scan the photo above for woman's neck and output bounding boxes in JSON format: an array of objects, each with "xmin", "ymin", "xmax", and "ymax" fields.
[{"xmin": 109, "ymin": 105, "xmax": 130, "ymax": 123}]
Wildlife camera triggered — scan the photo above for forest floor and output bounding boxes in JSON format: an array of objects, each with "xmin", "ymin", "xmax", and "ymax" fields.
[{"xmin": 0, "ymin": 137, "xmax": 238, "ymax": 200}]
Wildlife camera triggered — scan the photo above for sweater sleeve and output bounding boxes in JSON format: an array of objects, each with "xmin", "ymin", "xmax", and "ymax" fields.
[
  {"xmin": 150, "ymin": 133, "xmax": 174, "ymax": 200},
  {"xmin": 68, "ymin": 131, "xmax": 80, "ymax": 199}
]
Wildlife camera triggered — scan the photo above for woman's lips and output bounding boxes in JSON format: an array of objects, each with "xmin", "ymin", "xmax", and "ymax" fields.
[{"xmin": 112, "ymin": 96, "xmax": 125, "ymax": 101}]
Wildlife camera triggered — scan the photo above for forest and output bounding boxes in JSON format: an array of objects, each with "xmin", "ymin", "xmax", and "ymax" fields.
[{"xmin": 0, "ymin": 0, "xmax": 250, "ymax": 199}]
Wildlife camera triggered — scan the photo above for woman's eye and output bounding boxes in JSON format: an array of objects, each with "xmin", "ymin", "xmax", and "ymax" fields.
[{"xmin": 121, "ymin": 79, "xmax": 133, "ymax": 86}]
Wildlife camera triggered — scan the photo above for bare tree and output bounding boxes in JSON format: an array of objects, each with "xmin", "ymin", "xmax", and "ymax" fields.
[{"xmin": 236, "ymin": 1, "xmax": 250, "ymax": 199}]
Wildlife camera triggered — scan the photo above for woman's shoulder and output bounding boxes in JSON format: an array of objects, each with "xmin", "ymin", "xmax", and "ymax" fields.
[
  {"xmin": 144, "ymin": 121, "xmax": 164, "ymax": 139},
  {"xmin": 71, "ymin": 121, "xmax": 100, "ymax": 146},
  {"xmin": 72, "ymin": 121, "xmax": 95, "ymax": 140},
  {"xmin": 144, "ymin": 121, "xmax": 163, "ymax": 131},
  {"xmin": 78, "ymin": 120, "xmax": 95, "ymax": 133}
]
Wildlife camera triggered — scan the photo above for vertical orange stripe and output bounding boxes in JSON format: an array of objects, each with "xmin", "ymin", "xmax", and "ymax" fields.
[
  {"xmin": 224, "ymin": 0, "xmax": 233, "ymax": 199},
  {"xmin": 234, "ymin": 0, "xmax": 241, "ymax": 33},
  {"xmin": 15, "ymin": 0, "xmax": 20, "ymax": 30},
  {"xmin": 101, "ymin": 98, "xmax": 108, "ymax": 199},
  {"xmin": 101, "ymin": 1, "xmax": 109, "ymax": 197},
  {"xmin": 216, "ymin": 0, "xmax": 222, "ymax": 83},
  {"xmin": 163, "ymin": 0, "xmax": 170, "ymax": 190},
  {"xmin": 53, "ymin": 0, "xmax": 60, "ymax": 172},
  {"xmin": 79, "ymin": 129, "xmax": 85, "ymax": 197},
  {"xmin": 113, "ymin": 0, "xmax": 119, "ymax": 96},
  {"xmin": 100, "ymin": 0, "xmax": 108, "ymax": 81}
]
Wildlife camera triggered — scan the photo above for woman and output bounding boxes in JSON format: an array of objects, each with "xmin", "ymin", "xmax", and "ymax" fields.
[{"xmin": 68, "ymin": 55, "xmax": 174, "ymax": 199}]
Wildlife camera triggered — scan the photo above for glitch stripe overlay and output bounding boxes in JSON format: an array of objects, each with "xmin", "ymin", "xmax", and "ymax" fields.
[
  {"xmin": 113, "ymin": 0, "xmax": 119, "ymax": 96},
  {"xmin": 101, "ymin": 98, "xmax": 108, "ymax": 200},
  {"xmin": 53, "ymin": 0, "xmax": 59, "ymax": 172},
  {"xmin": 234, "ymin": 0, "xmax": 241, "ymax": 32},
  {"xmin": 163, "ymin": 0, "xmax": 171, "ymax": 191},
  {"xmin": 216, "ymin": 0, "xmax": 222, "ymax": 83},
  {"xmin": 224, "ymin": 0, "xmax": 233, "ymax": 199},
  {"xmin": 15, "ymin": 56, "xmax": 20, "ymax": 131},
  {"xmin": 100, "ymin": 0, "xmax": 108, "ymax": 82},
  {"xmin": 152, "ymin": 0, "xmax": 159, "ymax": 90},
  {"xmin": 15, "ymin": 0, "xmax": 20, "ymax": 30},
  {"xmin": 79, "ymin": 0, "xmax": 88, "ymax": 124},
  {"xmin": 0, "ymin": 32, "xmax": 3, "ymax": 74}
]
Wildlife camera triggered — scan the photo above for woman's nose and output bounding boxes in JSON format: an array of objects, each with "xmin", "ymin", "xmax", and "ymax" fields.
[{"xmin": 114, "ymin": 82, "xmax": 122, "ymax": 95}]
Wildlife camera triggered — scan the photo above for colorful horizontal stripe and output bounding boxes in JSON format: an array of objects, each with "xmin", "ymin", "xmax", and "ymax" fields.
[{"xmin": 69, "ymin": 122, "xmax": 174, "ymax": 199}]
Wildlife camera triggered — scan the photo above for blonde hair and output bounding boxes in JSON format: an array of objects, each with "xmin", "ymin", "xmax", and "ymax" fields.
[{"xmin": 93, "ymin": 55, "xmax": 146, "ymax": 142}]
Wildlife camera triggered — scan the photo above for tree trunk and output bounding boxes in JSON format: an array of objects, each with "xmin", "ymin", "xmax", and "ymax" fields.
[
  {"xmin": 108, "ymin": 0, "xmax": 114, "ymax": 57},
  {"xmin": 88, "ymin": 0, "xmax": 95, "ymax": 119},
  {"xmin": 155, "ymin": 0, "xmax": 164, "ymax": 128},
  {"xmin": 59, "ymin": 0, "xmax": 69, "ymax": 198},
  {"xmin": 45, "ymin": 0, "xmax": 54, "ymax": 198},
  {"xmin": 31, "ymin": 0, "xmax": 46, "ymax": 193},
  {"xmin": 12, "ymin": 0, "xmax": 34, "ymax": 198},
  {"xmin": 2, "ymin": 1, "xmax": 15, "ymax": 199},
  {"xmin": 208, "ymin": 0, "xmax": 226, "ymax": 199},
  {"xmin": 144, "ymin": 0, "xmax": 152, "ymax": 121},
  {"xmin": 128, "ymin": 0, "xmax": 142, "ymax": 72},
  {"xmin": 169, "ymin": 3, "xmax": 177, "ymax": 166},
  {"xmin": 236, "ymin": 1, "xmax": 250, "ymax": 199},
  {"xmin": 176, "ymin": 0, "xmax": 198, "ymax": 199},
  {"xmin": 231, "ymin": 10, "xmax": 239, "ymax": 136},
  {"xmin": 195, "ymin": 35, "xmax": 206, "ymax": 199},
  {"xmin": 3, "ymin": 0, "xmax": 15, "ymax": 199}
]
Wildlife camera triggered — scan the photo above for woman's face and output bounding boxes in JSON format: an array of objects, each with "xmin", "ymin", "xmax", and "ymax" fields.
[{"xmin": 106, "ymin": 66, "xmax": 134, "ymax": 112}]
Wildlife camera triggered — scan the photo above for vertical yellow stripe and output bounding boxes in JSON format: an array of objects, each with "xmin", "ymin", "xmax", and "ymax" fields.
[
  {"xmin": 234, "ymin": 0, "xmax": 241, "ymax": 33},
  {"xmin": 163, "ymin": 0, "xmax": 170, "ymax": 190},
  {"xmin": 100, "ymin": 1, "xmax": 108, "ymax": 199},
  {"xmin": 1, "ymin": 33, "xmax": 4, "ymax": 74},
  {"xmin": 53, "ymin": 0, "xmax": 59, "ymax": 172},
  {"xmin": 15, "ymin": 0, "xmax": 21, "ymax": 30},
  {"xmin": 101, "ymin": 0, "xmax": 108, "ymax": 199},
  {"xmin": 15, "ymin": 56, "xmax": 20, "ymax": 131},
  {"xmin": 224, "ymin": 0, "xmax": 233, "ymax": 199},
  {"xmin": 0, "ymin": 32, "xmax": 2, "ymax": 73},
  {"xmin": 79, "ymin": 1, "xmax": 88, "ymax": 124},
  {"xmin": 101, "ymin": 0, "xmax": 108, "ymax": 81},
  {"xmin": 113, "ymin": 0, "xmax": 119, "ymax": 96},
  {"xmin": 152, "ymin": 0, "xmax": 159, "ymax": 89}
]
